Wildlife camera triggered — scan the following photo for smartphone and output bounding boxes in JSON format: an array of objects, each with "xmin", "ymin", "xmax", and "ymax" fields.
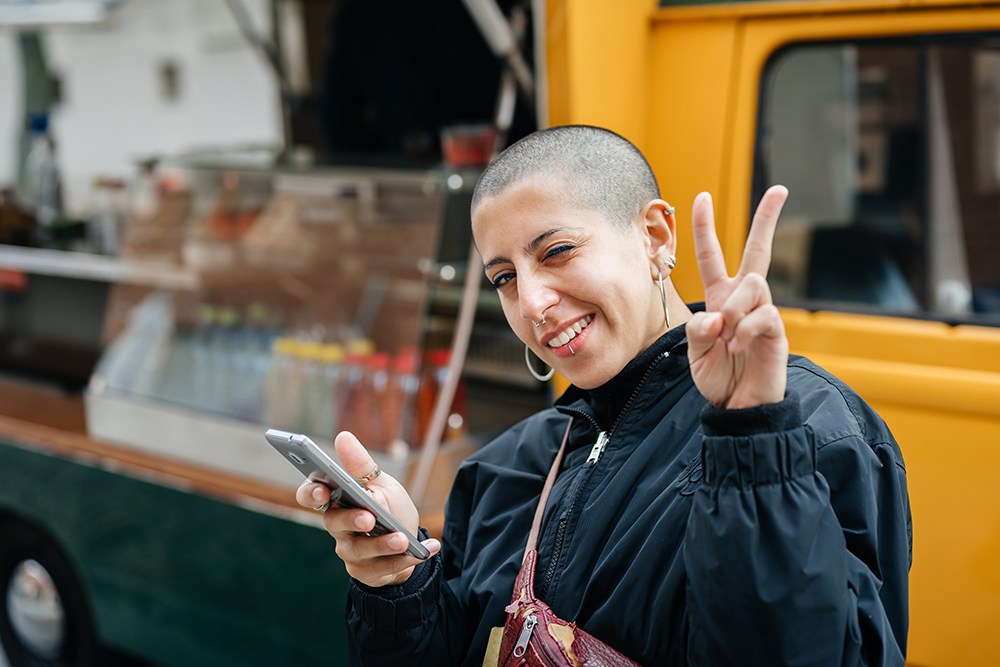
[{"xmin": 264, "ymin": 429, "xmax": 430, "ymax": 560}]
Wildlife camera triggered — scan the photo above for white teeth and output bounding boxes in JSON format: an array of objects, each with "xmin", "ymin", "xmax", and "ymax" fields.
[{"xmin": 547, "ymin": 315, "xmax": 593, "ymax": 348}]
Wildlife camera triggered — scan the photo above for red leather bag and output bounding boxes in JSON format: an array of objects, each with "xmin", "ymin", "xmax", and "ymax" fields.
[{"xmin": 496, "ymin": 420, "xmax": 641, "ymax": 666}]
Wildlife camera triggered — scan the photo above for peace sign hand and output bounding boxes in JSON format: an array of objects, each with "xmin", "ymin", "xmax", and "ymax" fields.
[{"xmin": 686, "ymin": 186, "xmax": 789, "ymax": 410}]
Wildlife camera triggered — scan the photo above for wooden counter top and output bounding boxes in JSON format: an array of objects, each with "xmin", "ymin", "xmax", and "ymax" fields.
[{"xmin": 0, "ymin": 374, "xmax": 464, "ymax": 537}]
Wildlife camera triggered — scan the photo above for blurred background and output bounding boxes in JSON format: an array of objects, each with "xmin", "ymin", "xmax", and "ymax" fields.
[{"xmin": 0, "ymin": 0, "xmax": 999, "ymax": 665}]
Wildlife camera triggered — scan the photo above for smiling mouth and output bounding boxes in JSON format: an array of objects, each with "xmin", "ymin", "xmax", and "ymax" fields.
[{"xmin": 547, "ymin": 315, "xmax": 593, "ymax": 348}]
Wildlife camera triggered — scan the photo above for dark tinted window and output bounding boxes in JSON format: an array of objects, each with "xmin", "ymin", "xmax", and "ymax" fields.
[{"xmin": 755, "ymin": 37, "xmax": 1000, "ymax": 325}]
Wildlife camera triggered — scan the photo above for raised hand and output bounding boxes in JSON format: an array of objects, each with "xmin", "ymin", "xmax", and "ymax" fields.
[
  {"xmin": 295, "ymin": 431, "xmax": 440, "ymax": 587},
  {"xmin": 685, "ymin": 186, "xmax": 789, "ymax": 409}
]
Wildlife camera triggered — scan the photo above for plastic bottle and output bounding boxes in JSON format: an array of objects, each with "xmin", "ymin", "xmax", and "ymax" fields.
[
  {"xmin": 364, "ymin": 352, "xmax": 392, "ymax": 451},
  {"xmin": 157, "ymin": 316, "xmax": 194, "ymax": 406},
  {"xmin": 227, "ymin": 305, "xmax": 271, "ymax": 422},
  {"xmin": 211, "ymin": 306, "xmax": 241, "ymax": 417},
  {"xmin": 299, "ymin": 341, "xmax": 329, "ymax": 437},
  {"xmin": 88, "ymin": 177, "xmax": 127, "ymax": 255},
  {"xmin": 244, "ymin": 303, "xmax": 279, "ymax": 422},
  {"xmin": 335, "ymin": 339, "xmax": 375, "ymax": 445},
  {"xmin": 189, "ymin": 305, "xmax": 218, "ymax": 410},
  {"xmin": 316, "ymin": 343, "xmax": 344, "ymax": 440},
  {"xmin": 265, "ymin": 337, "xmax": 303, "ymax": 431},
  {"xmin": 415, "ymin": 349, "xmax": 468, "ymax": 447},
  {"xmin": 386, "ymin": 346, "xmax": 420, "ymax": 456},
  {"xmin": 23, "ymin": 115, "xmax": 63, "ymax": 237}
]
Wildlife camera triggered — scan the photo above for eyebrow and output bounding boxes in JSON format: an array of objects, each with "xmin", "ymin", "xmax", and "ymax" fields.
[{"xmin": 482, "ymin": 227, "xmax": 579, "ymax": 272}]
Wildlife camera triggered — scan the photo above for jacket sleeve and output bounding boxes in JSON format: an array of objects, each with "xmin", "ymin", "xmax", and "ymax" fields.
[
  {"xmin": 344, "ymin": 548, "xmax": 470, "ymax": 665},
  {"xmin": 684, "ymin": 390, "xmax": 911, "ymax": 667},
  {"xmin": 344, "ymin": 472, "xmax": 481, "ymax": 665}
]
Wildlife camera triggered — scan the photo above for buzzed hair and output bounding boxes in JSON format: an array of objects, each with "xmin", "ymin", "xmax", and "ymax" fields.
[{"xmin": 471, "ymin": 125, "xmax": 660, "ymax": 228}]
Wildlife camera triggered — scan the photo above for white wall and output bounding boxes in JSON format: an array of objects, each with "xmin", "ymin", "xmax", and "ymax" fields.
[
  {"xmin": 0, "ymin": 0, "xmax": 282, "ymax": 215},
  {"xmin": 0, "ymin": 32, "xmax": 22, "ymax": 190}
]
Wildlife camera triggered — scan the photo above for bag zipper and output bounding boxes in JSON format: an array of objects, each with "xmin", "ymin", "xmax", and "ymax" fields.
[
  {"xmin": 538, "ymin": 353, "xmax": 668, "ymax": 598},
  {"xmin": 513, "ymin": 614, "xmax": 538, "ymax": 657},
  {"xmin": 512, "ymin": 614, "xmax": 575, "ymax": 665}
]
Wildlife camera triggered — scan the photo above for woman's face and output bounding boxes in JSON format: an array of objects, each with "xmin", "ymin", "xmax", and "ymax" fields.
[{"xmin": 472, "ymin": 175, "xmax": 666, "ymax": 389}]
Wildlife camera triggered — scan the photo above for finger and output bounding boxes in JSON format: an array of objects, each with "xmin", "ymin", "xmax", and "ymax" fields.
[
  {"xmin": 346, "ymin": 545, "xmax": 439, "ymax": 587},
  {"xmin": 737, "ymin": 184, "xmax": 788, "ymax": 279},
  {"xmin": 691, "ymin": 192, "xmax": 729, "ymax": 289},
  {"xmin": 323, "ymin": 507, "xmax": 378, "ymax": 536},
  {"xmin": 718, "ymin": 273, "xmax": 772, "ymax": 342},
  {"xmin": 726, "ymin": 304, "xmax": 786, "ymax": 355},
  {"xmin": 336, "ymin": 530, "xmax": 413, "ymax": 563},
  {"xmin": 685, "ymin": 311, "xmax": 724, "ymax": 359},
  {"xmin": 340, "ymin": 533, "xmax": 441, "ymax": 569},
  {"xmin": 296, "ymin": 480, "xmax": 331, "ymax": 509},
  {"xmin": 335, "ymin": 431, "xmax": 388, "ymax": 489},
  {"xmin": 338, "ymin": 533, "xmax": 441, "ymax": 580}
]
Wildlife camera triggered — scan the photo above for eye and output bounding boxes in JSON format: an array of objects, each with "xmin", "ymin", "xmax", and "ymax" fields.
[
  {"xmin": 543, "ymin": 244, "xmax": 574, "ymax": 260},
  {"xmin": 488, "ymin": 271, "xmax": 514, "ymax": 291}
]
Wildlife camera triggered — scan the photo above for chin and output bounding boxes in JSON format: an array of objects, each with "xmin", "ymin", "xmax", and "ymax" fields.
[{"xmin": 563, "ymin": 368, "xmax": 613, "ymax": 391}]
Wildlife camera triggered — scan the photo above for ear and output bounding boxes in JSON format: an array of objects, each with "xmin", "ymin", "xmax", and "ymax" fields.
[{"xmin": 638, "ymin": 199, "xmax": 677, "ymax": 279}]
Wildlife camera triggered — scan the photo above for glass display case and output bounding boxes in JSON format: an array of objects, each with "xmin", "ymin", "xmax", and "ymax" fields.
[{"xmin": 41, "ymin": 154, "xmax": 553, "ymax": 491}]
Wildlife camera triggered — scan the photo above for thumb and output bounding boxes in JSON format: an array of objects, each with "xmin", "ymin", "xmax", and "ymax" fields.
[{"xmin": 334, "ymin": 431, "xmax": 380, "ymax": 484}]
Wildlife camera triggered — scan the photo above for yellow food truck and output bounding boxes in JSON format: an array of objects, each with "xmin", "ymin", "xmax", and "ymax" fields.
[{"xmin": 572, "ymin": 2, "xmax": 1000, "ymax": 664}]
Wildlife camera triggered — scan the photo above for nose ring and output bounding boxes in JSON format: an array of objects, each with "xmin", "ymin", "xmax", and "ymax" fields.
[{"xmin": 532, "ymin": 317, "xmax": 546, "ymax": 328}]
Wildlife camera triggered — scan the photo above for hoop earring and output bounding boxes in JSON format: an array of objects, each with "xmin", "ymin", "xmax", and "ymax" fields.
[
  {"xmin": 525, "ymin": 345, "xmax": 554, "ymax": 382},
  {"xmin": 658, "ymin": 271, "xmax": 671, "ymax": 330}
]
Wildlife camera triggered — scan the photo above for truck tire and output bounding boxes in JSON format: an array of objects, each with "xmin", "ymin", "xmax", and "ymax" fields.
[{"xmin": 0, "ymin": 519, "xmax": 97, "ymax": 667}]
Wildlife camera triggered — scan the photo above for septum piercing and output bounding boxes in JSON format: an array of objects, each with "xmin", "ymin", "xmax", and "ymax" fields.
[{"xmin": 532, "ymin": 317, "xmax": 546, "ymax": 328}]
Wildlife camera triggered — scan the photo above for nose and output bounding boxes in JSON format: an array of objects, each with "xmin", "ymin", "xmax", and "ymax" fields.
[{"xmin": 517, "ymin": 272, "xmax": 558, "ymax": 327}]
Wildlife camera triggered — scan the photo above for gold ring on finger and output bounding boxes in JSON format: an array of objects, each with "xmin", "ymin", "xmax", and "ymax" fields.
[{"xmin": 356, "ymin": 462, "xmax": 381, "ymax": 487}]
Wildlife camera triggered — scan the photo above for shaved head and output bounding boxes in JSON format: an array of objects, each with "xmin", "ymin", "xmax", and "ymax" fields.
[{"xmin": 471, "ymin": 125, "xmax": 660, "ymax": 228}]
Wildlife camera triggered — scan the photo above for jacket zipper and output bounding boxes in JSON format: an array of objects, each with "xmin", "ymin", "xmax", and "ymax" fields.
[
  {"xmin": 538, "ymin": 353, "xmax": 668, "ymax": 599},
  {"xmin": 513, "ymin": 614, "xmax": 537, "ymax": 657},
  {"xmin": 585, "ymin": 431, "xmax": 609, "ymax": 466}
]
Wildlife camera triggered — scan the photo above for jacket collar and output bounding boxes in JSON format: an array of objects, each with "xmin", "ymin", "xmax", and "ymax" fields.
[{"xmin": 555, "ymin": 303, "xmax": 704, "ymax": 431}]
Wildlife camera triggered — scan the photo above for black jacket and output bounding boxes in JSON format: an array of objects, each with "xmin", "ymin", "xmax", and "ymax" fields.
[{"xmin": 346, "ymin": 326, "xmax": 912, "ymax": 665}]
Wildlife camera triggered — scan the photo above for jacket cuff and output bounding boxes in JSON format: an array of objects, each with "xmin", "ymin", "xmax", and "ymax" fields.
[
  {"xmin": 700, "ymin": 391, "xmax": 801, "ymax": 437},
  {"xmin": 348, "ymin": 528, "xmax": 441, "ymax": 634},
  {"xmin": 700, "ymin": 392, "xmax": 815, "ymax": 488}
]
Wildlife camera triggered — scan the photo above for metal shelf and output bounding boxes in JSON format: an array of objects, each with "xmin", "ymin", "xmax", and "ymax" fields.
[{"xmin": 0, "ymin": 245, "xmax": 198, "ymax": 291}]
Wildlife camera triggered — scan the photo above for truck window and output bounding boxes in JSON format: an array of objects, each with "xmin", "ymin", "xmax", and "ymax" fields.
[{"xmin": 755, "ymin": 36, "xmax": 1000, "ymax": 325}]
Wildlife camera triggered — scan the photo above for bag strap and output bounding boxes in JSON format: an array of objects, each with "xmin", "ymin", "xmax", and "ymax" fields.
[{"xmin": 523, "ymin": 418, "xmax": 573, "ymax": 562}]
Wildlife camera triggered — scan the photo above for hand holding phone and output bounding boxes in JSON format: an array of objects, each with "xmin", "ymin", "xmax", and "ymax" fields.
[{"xmin": 266, "ymin": 429, "xmax": 431, "ymax": 561}]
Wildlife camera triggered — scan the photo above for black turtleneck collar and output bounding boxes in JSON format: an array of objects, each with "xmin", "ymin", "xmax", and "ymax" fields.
[{"xmin": 555, "ymin": 303, "xmax": 703, "ymax": 431}]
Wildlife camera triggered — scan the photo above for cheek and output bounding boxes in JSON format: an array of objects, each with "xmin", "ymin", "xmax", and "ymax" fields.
[{"xmin": 499, "ymin": 298, "xmax": 531, "ymax": 343}]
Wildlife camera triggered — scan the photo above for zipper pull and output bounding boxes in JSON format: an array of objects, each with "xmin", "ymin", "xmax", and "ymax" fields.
[
  {"xmin": 586, "ymin": 431, "xmax": 609, "ymax": 466},
  {"xmin": 512, "ymin": 614, "xmax": 537, "ymax": 657}
]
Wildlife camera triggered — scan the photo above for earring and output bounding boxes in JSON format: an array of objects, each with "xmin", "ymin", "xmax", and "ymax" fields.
[
  {"xmin": 658, "ymin": 271, "xmax": 671, "ymax": 330},
  {"xmin": 525, "ymin": 345, "xmax": 554, "ymax": 382},
  {"xmin": 665, "ymin": 205, "xmax": 675, "ymax": 216},
  {"xmin": 666, "ymin": 254, "xmax": 677, "ymax": 270}
]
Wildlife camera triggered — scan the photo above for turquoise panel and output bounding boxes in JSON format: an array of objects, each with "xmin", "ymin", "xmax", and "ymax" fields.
[{"xmin": 0, "ymin": 439, "xmax": 353, "ymax": 666}]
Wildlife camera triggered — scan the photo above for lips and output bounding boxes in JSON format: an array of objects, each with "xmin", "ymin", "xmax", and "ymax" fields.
[{"xmin": 546, "ymin": 315, "xmax": 593, "ymax": 348}]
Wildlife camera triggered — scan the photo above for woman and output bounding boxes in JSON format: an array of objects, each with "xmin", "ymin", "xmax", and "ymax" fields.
[{"xmin": 297, "ymin": 125, "xmax": 911, "ymax": 665}]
